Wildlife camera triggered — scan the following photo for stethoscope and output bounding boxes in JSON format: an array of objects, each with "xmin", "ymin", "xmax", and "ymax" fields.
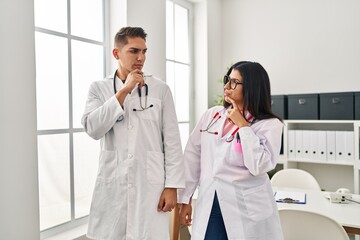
[
  {"xmin": 113, "ymin": 70, "xmax": 153, "ymax": 114},
  {"xmin": 200, "ymin": 109, "xmax": 253, "ymax": 142}
]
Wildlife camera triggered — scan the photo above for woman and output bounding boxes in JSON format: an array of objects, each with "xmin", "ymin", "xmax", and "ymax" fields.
[{"xmin": 178, "ymin": 61, "xmax": 284, "ymax": 240}]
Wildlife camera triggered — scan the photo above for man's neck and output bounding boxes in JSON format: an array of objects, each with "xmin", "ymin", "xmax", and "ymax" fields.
[{"xmin": 117, "ymin": 68, "xmax": 128, "ymax": 82}]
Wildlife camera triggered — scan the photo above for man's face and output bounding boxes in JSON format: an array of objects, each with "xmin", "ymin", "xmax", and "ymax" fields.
[{"xmin": 114, "ymin": 37, "xmax": 147, "ymax": 75}]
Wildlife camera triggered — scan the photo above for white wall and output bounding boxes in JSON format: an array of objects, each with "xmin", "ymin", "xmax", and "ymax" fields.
[
  {"xmin": 221, "ymin": 0, "xmax": 360, "ymax": 95},
  {"xmin": 206, "ymin": 0, "xmax": 223, "ymax": 107},
  {"xmin": 127, "ymin": 0, "xmax": 167, "ymax": 81},
  {"xmin": 0, "ymin": 0, "xmax": 40, "ymax": 239},
  {"xmin": 108, "ymin": 0, "xmax": 166, "ymax": 81},
  {"xmin": 193, "ymin": 1, "xmax": 208, "ymax": 122},
  {"xmin": 109, "ymin": 0, "xmax": 127, "ymax": 74}
]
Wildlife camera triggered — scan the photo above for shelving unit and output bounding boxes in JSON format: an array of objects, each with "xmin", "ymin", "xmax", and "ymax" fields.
[{"xmin": 280, "ymin": 120, "xmax": 360, "ymax": 194}]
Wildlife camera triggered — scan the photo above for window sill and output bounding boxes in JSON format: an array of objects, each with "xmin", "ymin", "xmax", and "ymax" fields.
[{"xmin": 43, "ymin": 223, "xmax": 88, "ymax": 240}]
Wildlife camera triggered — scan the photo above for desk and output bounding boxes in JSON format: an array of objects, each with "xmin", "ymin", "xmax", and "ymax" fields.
[{"xmin": 274, "ymin": 187, "xmax": 360, "ymax": 235}]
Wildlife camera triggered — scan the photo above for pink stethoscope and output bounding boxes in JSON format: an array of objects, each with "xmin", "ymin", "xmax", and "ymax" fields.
[{"xmin": 200, "ymin": 111, "xmax": 239, "ymax": 142}]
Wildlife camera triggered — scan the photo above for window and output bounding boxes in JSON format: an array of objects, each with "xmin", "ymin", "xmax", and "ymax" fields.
[
  {"xmin": 166, "ymin": 0, "xmax": 193, "ymax": 149},
  {"xmin": 34, "ymin": 0, "xmax": 107, "ymax": 235}
]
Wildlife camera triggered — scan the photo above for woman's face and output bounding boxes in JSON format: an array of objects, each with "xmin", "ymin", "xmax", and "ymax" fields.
[{"xmin": 224, "ymin": 69, "xmax": 244, "ymax": 108}]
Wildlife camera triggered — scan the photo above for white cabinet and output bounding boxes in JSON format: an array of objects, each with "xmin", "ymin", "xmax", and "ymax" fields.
[{"xmin": 281, "ymin": 120, "xmax": 360, "ymax": 194}]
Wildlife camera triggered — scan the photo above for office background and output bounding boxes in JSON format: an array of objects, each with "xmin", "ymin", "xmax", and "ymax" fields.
[{"xmin": 1, "ymin": 0, "xmax": 360, "ymax": 239}]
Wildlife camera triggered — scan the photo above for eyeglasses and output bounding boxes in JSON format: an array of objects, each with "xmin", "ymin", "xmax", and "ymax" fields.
[{"xmin": 223, "ymin": 75, "xmax": 243, "ymax": 90}]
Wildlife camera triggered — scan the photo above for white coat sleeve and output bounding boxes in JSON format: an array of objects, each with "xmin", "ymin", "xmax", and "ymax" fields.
[
  {"xmin": 162, "ymin": 87, "xmax": 185, "ymax": 188},
  {"xmin": 81, "ymin": 82, "xmax": 124, "ymax": 140},
  {"xmin": 239, "ymin": 118, "xmax": 283, "ymax": 176},
  {"xmin": 177, "ymin": 112, "xmax": 206, "ymax": 204}
]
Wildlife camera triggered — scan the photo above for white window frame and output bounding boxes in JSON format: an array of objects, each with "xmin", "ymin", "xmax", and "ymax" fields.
[
  {"xmin": 34, "ymin": 1, "xmax": 110, "ymax": 238},
  {"xmin": 166, "ymin": 0, "xmax": 195, "ymax": 138}
]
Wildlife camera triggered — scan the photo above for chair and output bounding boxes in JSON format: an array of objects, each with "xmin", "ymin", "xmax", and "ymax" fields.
[
  {"xmin": 278, "ymin": 209, "xmax": 350, "ymax": 240},
  {"xmin": 270, "ymin": 168, "xmax": 322, "ymax": 191}
]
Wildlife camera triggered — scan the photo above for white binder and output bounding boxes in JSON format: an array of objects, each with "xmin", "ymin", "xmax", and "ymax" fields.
[
  {"xmin": 295, "ymin": 130, "xmax": 303, "ymax": 160},
  {"xmin": 316, "ymin": 131, "xmax": 327, "ymax": 161},
  {"xmin": 344, "ymin": 131, "xmax": 354, "ymax": 162},
  {"xmin": 288, "ymin": 130, "xmax": 296, "ymax": 159},
  {"xmin": 302, "ymin": 130, "xmax": 311, "ymax": 161},
  {"xmin": 335, "ymin": 131, "xmax": 346, "ymax": 162},
  {"xmin": 326, "ymin": 131, "xmax": 336, "ymax": 161}
]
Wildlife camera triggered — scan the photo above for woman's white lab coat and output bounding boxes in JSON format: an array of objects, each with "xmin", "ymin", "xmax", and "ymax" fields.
[
  {"xmin": 178, "ymin": 106, "xmax": 284, "ymax": 240},
  {"xmin": 82, "ymin": 74, "xmax": 184, "ymax": 240}
]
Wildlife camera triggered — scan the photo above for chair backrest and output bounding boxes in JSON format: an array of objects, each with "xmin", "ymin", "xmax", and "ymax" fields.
[
  {"xmin": 271, "ymin": 168, "xmax": 322, "ymax": 191},
  {"xmin": 279, "ymin": 209, "xmax": 350, "ymax": 240}
]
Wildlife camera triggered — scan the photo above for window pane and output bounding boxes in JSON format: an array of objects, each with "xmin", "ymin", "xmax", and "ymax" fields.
[
  {"xmin": 179, "ymin": 123, "xmax": 189, "ymax": 152},
  {"xmin": 35, "ymin": 32, "xmax": 69, "ymax": 130},
  {"xmin": 38, "ymin": 134, "xmax": 70, "ymax": 230},
  {"xmin": 175, "ymin": 63, "xmax": 189, "ymax": 121},
  {"xmin": 34, "ymin": 0, "xmax": 67, "ymax": 33},
  {"xmin": 73, "ymin": 133, "xmax": 99, "ymax": 218},
  {"xmin": 71, "ymin": 0, "xmax": 103, "ymax": 41},
  {"xmin": 72, "ymin": 40, "xmax": 104, "ymax": 128},
  {"xmin": 166, "ymin": 0, "xmax": 174, "ymax": 60},
  {"xmin": 174, "ymin": 4, "xmax": 189, "ymax": 63},
  {"xmin": 166, "ymin": 61, "xmax": 175, "ymax": 95}
]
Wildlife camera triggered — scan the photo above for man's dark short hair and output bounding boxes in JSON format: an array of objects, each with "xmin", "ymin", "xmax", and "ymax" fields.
[{"xmin": 114, "ymin": 27, "xmax": 147, "ymax": 47}]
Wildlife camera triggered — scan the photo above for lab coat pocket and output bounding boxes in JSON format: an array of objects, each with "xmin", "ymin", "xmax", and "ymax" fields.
[
  {"xmin": 146, "ymin": 151, "xmax": 165, "ymax": 185},
  {"xmin": 242, "ymin": 183, "xmax": 273, "ymax": 221},
  {"xmin": 97, "ymin": 150, "xmax": 117, "ymax": 181},
  {"xmin": 226, "ymin": 141, "xmax": 245, "ymax": 167},
  {"xmin": 132, "ymin": 97, "xmax": 160, "ymax": 122}
]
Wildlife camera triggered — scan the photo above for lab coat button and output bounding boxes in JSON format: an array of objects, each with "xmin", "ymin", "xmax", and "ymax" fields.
[
  {"xmin": 128, "ymin": 154, "xmax": 133, "ymax": 159},
  {"xmin": 128, "ymin": 184, "xmax": 132, "ymax": 188}
]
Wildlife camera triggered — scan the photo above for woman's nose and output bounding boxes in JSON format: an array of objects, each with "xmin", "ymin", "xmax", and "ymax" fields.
[{"xmin": 224, "ymin": 81, "xmax": 230, "ymax": 89}]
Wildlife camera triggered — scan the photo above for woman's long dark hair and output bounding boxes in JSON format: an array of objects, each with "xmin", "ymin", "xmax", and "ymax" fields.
[{"xmin": 223, "ymin": 61, "xmax": 282, "ymax": 122}]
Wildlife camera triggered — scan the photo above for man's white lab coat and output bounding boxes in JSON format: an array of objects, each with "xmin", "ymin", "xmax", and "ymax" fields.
[{"xmin": 82, "ymin": 74, "xmax": 184, "ymax": 240}]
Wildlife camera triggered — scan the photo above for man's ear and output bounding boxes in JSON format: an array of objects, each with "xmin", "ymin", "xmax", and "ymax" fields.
[{"xmin": 112, "ymin": 48, "xmax": 119, "ymax": 60}]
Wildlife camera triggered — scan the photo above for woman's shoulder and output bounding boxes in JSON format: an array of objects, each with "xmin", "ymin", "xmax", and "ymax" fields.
[
  {"xmin": 203, "ymin": 105, "xmax": 225, "ymax": 116},
  {"xmin": 253, "ymin": 117, "xmax": 283, "ymax": 129}
]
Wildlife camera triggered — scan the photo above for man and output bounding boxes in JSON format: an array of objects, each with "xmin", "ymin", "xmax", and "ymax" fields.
[{"xmin": 82, "ymin": 26, "xmax": 184, "ymax": 240}]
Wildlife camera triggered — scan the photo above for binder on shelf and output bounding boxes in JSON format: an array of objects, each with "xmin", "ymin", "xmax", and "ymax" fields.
[
  {"xmin": 302, "ymin": 130, "xmax": 312, "ymax": 161},
  {"xmin": 316, "ymin": 131, "xmax": 327, "ymax": 161},
  {"xmin": 288, "ymin": 130, "xmax": 296, "ymax": 159},
  {"xmin": 275, "ymin": 191, "xmax": 306, "ymax": 204},
  {"xmin": 326, "ymin": 131, "xmax": 336, "ymax": 161},
  {"xmin": 345, "ymin": 131, "xmax": 354, "ymax": 161},
  {"xmin": 335, "ymin": 131, "xmax": 346, "ymax": 162},
  {"xmin": 295, "ymin": 130, "xmax": 303, "ymax": 160}
]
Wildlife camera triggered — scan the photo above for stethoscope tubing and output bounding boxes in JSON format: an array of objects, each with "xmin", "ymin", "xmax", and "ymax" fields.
[
  {"xmin": 200, "ymin": 109, "xmax": 252, "ymax": 142},
  {"xmin": 113, "ymin": 70, "xmax": 152, "ymax": 112}
]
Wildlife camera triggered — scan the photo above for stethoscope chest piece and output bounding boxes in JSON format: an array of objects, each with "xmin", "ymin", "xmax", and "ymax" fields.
[{"xmin": 226, "ymin": 135, "xmax": 235, "ymax": 142}]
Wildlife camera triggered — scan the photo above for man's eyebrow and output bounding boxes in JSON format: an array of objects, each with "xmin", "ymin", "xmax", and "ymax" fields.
[{"xmin": 129, "ymin": 47, "xmax": 147, "ymax": 51}]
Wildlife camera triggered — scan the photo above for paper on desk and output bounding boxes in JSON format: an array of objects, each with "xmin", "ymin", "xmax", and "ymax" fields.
[{"xmin": 275, "ymin": 191, "xmax": 306, "ymax": 204}]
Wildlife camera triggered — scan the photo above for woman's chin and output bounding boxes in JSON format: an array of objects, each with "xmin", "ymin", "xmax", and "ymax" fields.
[{"xmin": 224, "ymin": 96, "xmax": 231, "ymax": 103}]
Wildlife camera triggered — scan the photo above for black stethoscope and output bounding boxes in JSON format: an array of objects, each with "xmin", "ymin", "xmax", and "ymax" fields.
[
  {"xmin": 113, "ymin": 70, "xmax": 154, "ymax": 111},
  {"xmin": 113, "ymin": 70, "xmax": 153, "ymax": 121}
]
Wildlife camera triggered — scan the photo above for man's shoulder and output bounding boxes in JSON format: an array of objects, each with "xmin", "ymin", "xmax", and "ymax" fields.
[
  {"xmin": 146, "ymin": 76, "xmax": 170, "ymax": 92},
  {"xmin": 90, "ymin": 77, "xmax": 112, "ymax": 88},
  {"xmin": 147, "ymin": 75, "xmax": 166, "ymax": 86}
]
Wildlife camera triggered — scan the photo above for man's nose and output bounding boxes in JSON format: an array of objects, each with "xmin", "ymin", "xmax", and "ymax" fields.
[{"xmin": 137, "ymin": 53, "xmax": 145, "ymax": 61}]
